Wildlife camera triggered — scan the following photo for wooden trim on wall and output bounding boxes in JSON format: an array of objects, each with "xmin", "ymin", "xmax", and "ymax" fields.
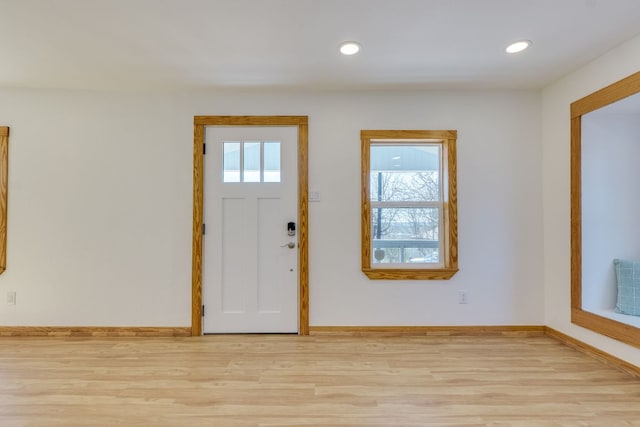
[
  {"xmin": 360, "ymin": 130, "xmax": 458, "ymax": 280},
  {"xmin": 571, "ymin": 309, "xmax": 640, "ymax": 348},
  {"xmin": 545, "ymin": 326, "xmax": 640, "ymax": 379},
  {"xmin": 446, "ymin": 134, "xmax": 458, "ymax": 270},
  {"xmin": 192, "ymin": 123, "xmax": 204, "ymax": 336},
  {"xmin": 360, "ymin": 133, "xmax": 372, "ymax": 276},
  {"xmin": 570, "ymin": 116, "xmax": 581, "ymax": 311},
  {"xmin": 359, "ymin": 269, "xmax": 459, "ymax": 280},
  {"xmin": 297, "ymin": 122, "xmax": 309, "ymax": 335},
  {"xmin": 194, "ymin": 116, "xmax": 308, "ymax": 126},
  {"xmin": 570, "ymin": 71, "xmax": 640, "ymax": 350},
  {"xmin": 0, "ymin": 127, "xmax": 8, "ymax": 275},
  {"xmin": 309, "ymin": 325, "xmax": 546, "ymax": 337},
  {"xmin": 0, "ymin": 327, "xmax": 191, "ymax": 337},
  {"xmin": 191, "ymin": 116, "xmax": 309, "ymax": 336},
  {"xmin": 570, "ymin": 71, "xmax": 640, "ymax": 118}
]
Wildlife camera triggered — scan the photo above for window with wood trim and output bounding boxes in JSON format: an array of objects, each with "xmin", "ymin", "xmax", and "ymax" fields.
[{"xmin": 361, "ymin": 130, "xmax": 458, "ymax": 280}]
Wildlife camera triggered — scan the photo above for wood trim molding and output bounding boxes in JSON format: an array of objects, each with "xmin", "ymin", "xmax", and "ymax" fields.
[
  {"xmin": 361, "ymin": 133, "xmax": 372, "ymax": 275},
  {"xmin": 297, "ymin": 123, "xmax": 309, "ymax": 335},
  {"xmin": 192, "ymin": 124, "xmax": 204, "ymax": 336},
  {"xmin": 570, "ymin": 71, "xmax": 640, "ymax": 349},
  {"xmin": 570, "ymin": 70, "xmax": 640, "ymax": 118},
  {"xmin": 361, "ymin": 130, "xmax": 458, "ymax": 140},
  {"xmin": 571, "ymin": 308, "xmax": 640, "ymax": 348},
  {"xmin": 191, "ymin": 116, "xmax": 309, "ymax": 336},
  {"xmin": 360, "ymin": 268, "xmax": 459, "ymax": 280},
  {"xmin": 194, "ymin": 116, "xmax": 308, "ymax": 126},
  {"xmin": 446, "ymin": 134, "xmax": 458, "ymax": 270},
  {"xmin": 570, "ymin": 116, "xmax": 581, "ymax": 311},
  {"xmin": 0, "ymin": 126, "xmax": 8, "ymax": 274},
  {"xmin": 0, "ymin": 327, "xmax": 191, "ymax": 337},
  {"xmin": 545, "ymin": 326, "xmax": 640, "ymax": 379},
  {"xmin": 360, "ymin": 130, "xmax": 458, "ymax": 280},
  {"xmin": 309, "ymin": 325, "xmax": 546, "ymax": 336}
]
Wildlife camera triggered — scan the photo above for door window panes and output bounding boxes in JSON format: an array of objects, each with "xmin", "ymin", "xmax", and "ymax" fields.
[
  {"xmin": 243, "ymin": 142, "xmax": 261, "ymax": 182},
  {"xmin": 263, "ymin": 142, "xmax": 281, "ymax": 182},
  {"xmin": 223, "ymin": 142, "xmax": 241, "ymax": 182},
  {"xmin": 222, "ymin": 140, "xmax": 281, "ymax": 183}
]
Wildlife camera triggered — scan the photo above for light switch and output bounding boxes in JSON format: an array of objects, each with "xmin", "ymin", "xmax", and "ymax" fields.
[{"xmin": 309, "ymin": 191, "xmax": 321, "ymax": 202}]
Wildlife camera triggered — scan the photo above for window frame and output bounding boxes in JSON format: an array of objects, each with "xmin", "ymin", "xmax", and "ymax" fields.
[{"xmin": 361, "ymin": 130, "xmax": 458, "ymax": 280}]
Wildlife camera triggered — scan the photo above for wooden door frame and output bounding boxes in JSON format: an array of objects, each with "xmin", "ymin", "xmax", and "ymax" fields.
[{"xmin": 192, "ymin": 116, "xmax": 309, "ymax": 336}]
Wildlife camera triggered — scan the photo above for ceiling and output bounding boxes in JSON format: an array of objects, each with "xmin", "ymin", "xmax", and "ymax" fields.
[{"xmin": 1, "ymin": 0, "xmax": 640, "ymax": 92}]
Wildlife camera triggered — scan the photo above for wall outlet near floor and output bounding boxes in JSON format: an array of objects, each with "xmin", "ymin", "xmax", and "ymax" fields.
[
  {"xmin": 458, "ymin": 290, "xmax": 468, "ymax": 304},
  {"xmin": 6, "ymin": 291, "xmax": 16, "ymax": 305}
]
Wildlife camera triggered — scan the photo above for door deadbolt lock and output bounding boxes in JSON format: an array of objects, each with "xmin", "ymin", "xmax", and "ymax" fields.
[{"xmin": 287, "ymin": 221, "xmax": 296, "ymax": 236}]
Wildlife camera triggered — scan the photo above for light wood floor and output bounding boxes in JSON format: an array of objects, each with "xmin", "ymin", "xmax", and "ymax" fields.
[{"xmin": 0, "ymin": 335, "xmax": 639, "ymax": 426}]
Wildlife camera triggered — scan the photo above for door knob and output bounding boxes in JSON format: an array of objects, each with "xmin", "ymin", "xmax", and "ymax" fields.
[{"xmin": 280, "ymin": 242, "xmax": 296, "ymax": 249}]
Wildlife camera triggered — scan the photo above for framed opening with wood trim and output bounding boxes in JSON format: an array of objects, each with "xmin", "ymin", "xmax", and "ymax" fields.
[
  {"xmin": 361, "ymin": 130, "xmax": 458, "ymax": 280},
  {"xmin": 192, "ymin": 116, "xmax": 309, "ymax": 336},
  {"xmin": 571, "ymin": 71, "xmax": 640, "ymax": 349}
]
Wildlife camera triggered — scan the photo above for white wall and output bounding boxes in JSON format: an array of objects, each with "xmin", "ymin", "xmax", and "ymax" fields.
[
  {"xmin": 0, "ymin": 89, "xmax": 193, "ymax": 326},
  {"xmin": 582, "ymin": 113, "xmax": 640, "ymax": 311},
  {"xmin": 0, "ymin": 87, "xmax": 543, "ymax": 327},
  {"xmin": 542, "ymin": 34, "xmax": 640, "ymax": 367}
]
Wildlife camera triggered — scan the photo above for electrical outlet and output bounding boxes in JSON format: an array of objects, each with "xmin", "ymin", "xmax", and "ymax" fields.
[
  {"xmin": 6, "ymin": 291, "xmax": 16, "ymax": 305},
  {"xmin": 458, "ymin": 290, "xmax": 468, "ymax": 304}
]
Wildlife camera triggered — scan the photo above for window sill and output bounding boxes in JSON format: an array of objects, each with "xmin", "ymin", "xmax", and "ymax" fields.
[{"xmin": 362, "ymin": 268, "xmax": 459, "ymax": 280}]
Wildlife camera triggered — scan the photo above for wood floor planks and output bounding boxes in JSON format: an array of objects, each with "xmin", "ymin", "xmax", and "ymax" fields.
[{"xmin": 0, "ymin": 335, "xmax": 639, "ymax": 426}]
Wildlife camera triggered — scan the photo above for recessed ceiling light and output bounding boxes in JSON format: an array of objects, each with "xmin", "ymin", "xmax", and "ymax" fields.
[
  {"xmin": 506, "ymin": 40, "xmax": 531, "ymax": 54},
  {"xmin": 392, "ymin": 156, "xmax": 401, "ymax": 160},
  {"xmin": 340, "ymin": 41, "xmax": 360, "ymax": 55}
]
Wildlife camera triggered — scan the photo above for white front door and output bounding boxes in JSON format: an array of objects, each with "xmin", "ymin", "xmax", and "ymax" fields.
[{"xmin": 203, "ymin": 126, "xmax": 298, "ymax": 333}]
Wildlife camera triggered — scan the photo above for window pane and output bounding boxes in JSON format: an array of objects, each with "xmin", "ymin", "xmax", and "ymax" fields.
[
  {"xmin": 263, "ymin": 141, "xmax": 281, "ymax": 182},
  {"xmin": 243, "ymin": 141, "xmax": 261, "ymax": 183},
  {"xmin": 371, "ymin": 207, "xmax": 440, "ymax": 264},
  {"xmin": 223, "ymin": 141, "xmax": 240, "ymax": 182},
  {"xmin": 370, "ymin": 145, "xmax": 440, "ymax": 202}
]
